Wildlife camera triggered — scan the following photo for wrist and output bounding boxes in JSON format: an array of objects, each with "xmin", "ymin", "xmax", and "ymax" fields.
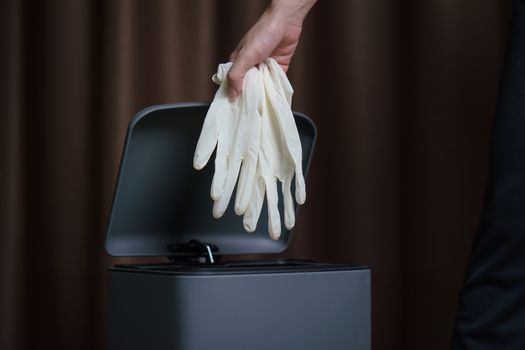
[{"xmin": 269, "ymin": 0, "xmax": 317, "ymax": 27}]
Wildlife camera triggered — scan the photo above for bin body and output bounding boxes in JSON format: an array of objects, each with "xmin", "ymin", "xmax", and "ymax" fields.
[{"xmin": 109, "ymin": 264, "xmax": 371, "ymax": 350}]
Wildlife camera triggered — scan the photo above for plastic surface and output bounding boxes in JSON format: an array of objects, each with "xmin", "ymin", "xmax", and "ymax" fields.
[
  {"xmin": 105, "ymin": 103, "xmax": 317, "ymax": 257},
  {"xmin": 109, "ymin": 267, "xmax": 371, "ymax": 350}
]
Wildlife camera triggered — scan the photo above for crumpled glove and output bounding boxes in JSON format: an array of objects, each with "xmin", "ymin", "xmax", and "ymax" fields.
[
  {"xmin": 193, "ymin": 63, "xmax": 263, "ymax": 218},
  {"xmin": 242, "ymin": 58, "xmax": 306, "ymax": 239},
  {"xmin": 195, "ymin": 59, "xmax": 305, "ymax": 239}
]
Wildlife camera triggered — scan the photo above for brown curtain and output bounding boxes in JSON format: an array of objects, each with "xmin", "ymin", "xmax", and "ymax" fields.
[{"xmin": 0, "ymin": 0, "xmax": 511, "ymax": 349}]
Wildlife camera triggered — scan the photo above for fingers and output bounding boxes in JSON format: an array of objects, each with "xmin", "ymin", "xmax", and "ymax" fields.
[
  {"xmin": 207, "ymin": 93, "xmax": 232, "ymax": 200},
  {"xmin": 235, "ymin": 156, "xmax": 257, "ymax": 215},
  {"xmin": 213, "ymin": 158, "xmax": 242, "ymax": 218},
  {"xmin": 194, "ymin": 65, "xmax": 234, "ymax": 170},
  {"xmin": 243, "ymin": 177, "xmax": 265, "ymax": 233},
  {"xmin": 282, "ymin": 174, "xmax": 295, "ymax": 230},
  {"xmin": 210, "ymin": 148, "xmax": 228, "ymax": 200},
  {"xmin": 228, "ymin": 48, "xmax": 260, "ymax": 100},
  {"xmin": 295, "ymin": 172, "xmax": 306, "ymax": 205},
  {"xmin": 264, "ymin": 178, "xmax": 281, "ymax": 240},
  {"xmin": 193, "ymin": 125, "xmax": 217, "ymax": 171},
  {"xmin": 262, "ymin": 63, "xmax": 305, "ymax": 205},
  {"xmin": 235, "ymin": 70, "xmax": 263, "ymax": 214},
  {"xmin": 193, "ymin": 100, "xmax": 222, "ymax": 170}
]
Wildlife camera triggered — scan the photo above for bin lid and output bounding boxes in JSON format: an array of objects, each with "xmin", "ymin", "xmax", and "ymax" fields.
[{"xmin": 105, "ymin": 102, "xmax": 317, "ymax": 257}]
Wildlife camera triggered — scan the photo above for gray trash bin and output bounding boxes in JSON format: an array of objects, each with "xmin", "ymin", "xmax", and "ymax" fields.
[{"xmin": 106, "ymin": 103, "xmax": 371, "ymax": 350}]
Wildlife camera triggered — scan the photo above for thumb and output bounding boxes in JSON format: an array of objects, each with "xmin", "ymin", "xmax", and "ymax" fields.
[{"xmin": 228, "ymin": 48, "xmax": 259, "ymax": 100}]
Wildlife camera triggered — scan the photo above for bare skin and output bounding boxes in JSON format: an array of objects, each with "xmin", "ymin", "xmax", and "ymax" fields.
[{"xmin": 228, "ymin": 0, "xmax": 317, "ymax": 99}]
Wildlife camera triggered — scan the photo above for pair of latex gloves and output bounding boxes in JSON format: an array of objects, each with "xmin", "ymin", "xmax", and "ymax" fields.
[{"xmin": 193, "ymin": 58, "xmax": 305, "ymax": 240}]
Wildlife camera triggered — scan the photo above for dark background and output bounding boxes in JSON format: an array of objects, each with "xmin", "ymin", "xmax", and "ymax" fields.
[{"xmin": 0, "ymin": 0, "xmax": 512, "ymax": 349}]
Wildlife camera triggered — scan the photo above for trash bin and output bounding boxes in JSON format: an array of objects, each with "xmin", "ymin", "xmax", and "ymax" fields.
[{"xmin": 106, "ymin": 103, "xmax": 371, "ymax": 350}]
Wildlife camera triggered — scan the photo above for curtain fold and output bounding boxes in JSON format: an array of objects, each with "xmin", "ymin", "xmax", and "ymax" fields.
[{"xmin": 0, "ymin": 1, "xmax": 510, "ymax": 349}]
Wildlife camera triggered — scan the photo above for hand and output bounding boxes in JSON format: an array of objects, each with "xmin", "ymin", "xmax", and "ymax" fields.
[{"xmin": 227, "ymin": 0, "xmax": 316, "ymax": 99}]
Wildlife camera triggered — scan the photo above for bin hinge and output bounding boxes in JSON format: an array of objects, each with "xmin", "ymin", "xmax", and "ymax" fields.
[{"xmin": 167, "ymin": 239, "xmax": 219, "ymax": 264}]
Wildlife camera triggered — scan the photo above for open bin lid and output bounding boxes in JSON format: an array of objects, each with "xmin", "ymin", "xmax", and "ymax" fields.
[{"xmin": 105, "ymin": 103, "xmax": 317, "ymax": 257}]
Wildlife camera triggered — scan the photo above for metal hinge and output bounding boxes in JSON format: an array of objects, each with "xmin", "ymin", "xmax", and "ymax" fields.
[{"xmin": 167, "ymin": 239, "xmax": 219, "ymax": 264}]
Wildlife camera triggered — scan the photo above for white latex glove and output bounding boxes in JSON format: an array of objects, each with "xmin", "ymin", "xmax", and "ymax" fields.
[
  {"xmin": 243, "ymin": 58, "xmax": 306, "ymax": 239},
  {"xmin": 193, "ymin": 63, "xmax": 263, "ymax": 218}
]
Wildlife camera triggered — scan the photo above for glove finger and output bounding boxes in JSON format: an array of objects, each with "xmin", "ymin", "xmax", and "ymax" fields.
[
  {"xmin": 210, "ymin": 149, "xmax": 227, "ymax": 200},
  {"xmin": 210, "ymin": 98, "xmax": 238, "ymax": 200},
  {"xmin": 243, "ymin": 177, "xmax": 265, "ymax": 232},
  {"xmin": 212, "ymin": 62, "xmax": 233, "ymax": 85},
  {"xmin": 265, "ymin": 178, "xmax": 281, "ymax": 240},
  {"xmin": 195, "ymin": 63, "xmax": 234, "ymax": 169},
  {"xmin": 282, "ymin": 174, "xmax": 295, "ymax": 230},
  {"xmin": 193, "ymin": 105, "xmax": 220, "ymax": 170},
  {"xmin": 235, "ymin": 157, "xmax": 257, "ymax": 215},
  {"xmin": 261, "ymin": 64, "xmax": 305, "ymax": 206},
  {"xmin": 213, "ymin": 158, "xmax": 242, "ymax": 218},
  {"xmin": 235, "ymin": 67, "xmax": 263, "ymax": 214},
  {"xmin": 269, "ymin": 97, "xmax": 303, "ymax": 163},
  {"xmin": 261, "ymin": 69, "xmax": 303, "ymax": 166},
  {"xmin": 294, "ymin": 167, "xmax": 306, "ymax": 205},
  {"xmin": 194, "ymin": 80, "xmax": 235, "ymax": 170},
  {"xmin": 265, "ymin": 87, "xmax": 305, "ymax": 205}
]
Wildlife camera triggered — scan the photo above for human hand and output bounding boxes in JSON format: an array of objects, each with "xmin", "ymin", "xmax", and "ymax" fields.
[{"xmin": 227, "ymin": 0, "xmax": 316, "ymax": 99}]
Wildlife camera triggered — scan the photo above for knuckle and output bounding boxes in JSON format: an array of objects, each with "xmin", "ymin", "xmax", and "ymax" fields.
[{"xmin": 227, "ymin": 70, "xmax": 241, "ymax": 81}]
